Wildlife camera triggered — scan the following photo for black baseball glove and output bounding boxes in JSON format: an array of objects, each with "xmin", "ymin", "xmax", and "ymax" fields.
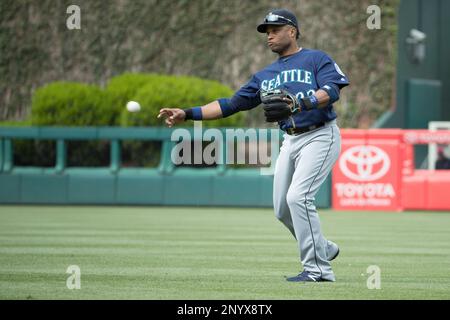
[{"xmin": 260, "ymin": 89, "xmax": 300, "ymax": 122}]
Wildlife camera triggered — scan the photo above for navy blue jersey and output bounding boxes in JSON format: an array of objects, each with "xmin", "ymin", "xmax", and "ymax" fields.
[{"xmin": 219, "ymin": 48, "xmax": 349, "ymax": 130}]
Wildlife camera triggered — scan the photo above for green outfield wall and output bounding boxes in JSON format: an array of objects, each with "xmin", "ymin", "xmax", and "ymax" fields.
[{"xmin": 0, "ymin": 127, "xmax": 332, "ymax": 208}]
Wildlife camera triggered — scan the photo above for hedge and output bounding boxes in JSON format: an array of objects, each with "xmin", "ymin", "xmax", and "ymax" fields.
[
  {"xmin": 30, "ymin": 74, "xmax": 244, "ymax": 128},
  {"xmin": 31, "ymin": 82, "xmax": 115, "ymax": 126}
]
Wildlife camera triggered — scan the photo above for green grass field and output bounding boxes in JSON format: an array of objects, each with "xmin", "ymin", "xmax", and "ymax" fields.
[{"xmin": 0, "ymin": 205, "xmax": 449, "ymax": 300}]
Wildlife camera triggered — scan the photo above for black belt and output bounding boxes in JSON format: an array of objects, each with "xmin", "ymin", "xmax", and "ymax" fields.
[{"xmin": 285, "ymin": 122, "xmax": 325, "ymax": 135}]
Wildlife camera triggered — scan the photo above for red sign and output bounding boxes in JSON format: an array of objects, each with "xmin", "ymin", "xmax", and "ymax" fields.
[
  {"xmin": 332, "ymin": 131, "xmax": 402, "ymax": 211},
  {"xmin": 403, "ymin": 130, "xmax": 450, "ymax": 144}
]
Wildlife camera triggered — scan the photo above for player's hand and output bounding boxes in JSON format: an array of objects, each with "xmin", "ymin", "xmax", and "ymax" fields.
[{"xmin": 157, "ymin": 108, "xmax": 186, "ymax": 127}]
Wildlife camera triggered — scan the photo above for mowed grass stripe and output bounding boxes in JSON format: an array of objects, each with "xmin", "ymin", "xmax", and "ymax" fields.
[{"xmin": 0, "ymin": 206, "xmax": 450, "ymax": 299}]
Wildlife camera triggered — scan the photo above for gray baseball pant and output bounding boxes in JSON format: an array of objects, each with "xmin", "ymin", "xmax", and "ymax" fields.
[{"xmin": 273, "ymin": 119, "xmax": 341, "ymax": 281}]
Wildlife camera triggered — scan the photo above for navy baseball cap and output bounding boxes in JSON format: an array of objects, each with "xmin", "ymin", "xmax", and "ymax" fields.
[{"xmin": 257, "ymin": 9, "xmax": 299, "ymax": 33}]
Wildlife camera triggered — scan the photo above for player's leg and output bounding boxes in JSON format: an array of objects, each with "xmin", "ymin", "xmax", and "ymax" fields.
[
  {"xmin": 326, "ymin": 239, "xmax": 340, "ymax": 261},
  {"xmin": 273, "ymin": 135, "xmax": 296, "ymax": 238},
  {"xmin": 286, "ymin": 122, "xmax": 341, "ymax": 281}
]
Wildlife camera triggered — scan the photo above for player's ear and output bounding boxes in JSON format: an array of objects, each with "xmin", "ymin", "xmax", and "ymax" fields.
[{"xmin": 290, "ymin": 27, "xmax": 296, "ymax": 39}]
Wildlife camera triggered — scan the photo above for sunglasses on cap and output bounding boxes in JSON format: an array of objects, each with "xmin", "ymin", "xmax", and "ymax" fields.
[{"xmin": 264, "ymin": 13, "xmax": 296, "ymax": 26}]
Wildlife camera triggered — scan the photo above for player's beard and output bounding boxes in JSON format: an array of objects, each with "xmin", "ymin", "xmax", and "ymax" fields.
[{"xmin": 270, "ymin": 42, "xmax": 291, "ymax": 56}]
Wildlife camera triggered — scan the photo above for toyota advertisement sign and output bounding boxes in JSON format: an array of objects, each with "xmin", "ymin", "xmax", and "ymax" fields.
[
  {"xmin": 332, "ymin": 130, "xmax": 403, "ymax": 211},
  {"xmin": 339, "ymin": 145, "xmax": 391, "ymax": 182}
]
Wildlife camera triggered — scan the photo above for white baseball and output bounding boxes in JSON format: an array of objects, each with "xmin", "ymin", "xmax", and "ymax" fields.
[{"xmin": 126, "ymin": 101, "xmax": 141, "ymax": 112}]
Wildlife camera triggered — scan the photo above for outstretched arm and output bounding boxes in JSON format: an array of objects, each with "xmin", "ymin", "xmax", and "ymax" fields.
[{"xmin": 157, "ymin": 100, "xmax": 223, "ymax": 128}]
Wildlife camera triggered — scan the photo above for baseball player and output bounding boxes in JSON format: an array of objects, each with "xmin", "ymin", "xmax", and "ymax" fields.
[{"xmin": 158, "ymin": 8, "xmax": 349, "ymax": 282}]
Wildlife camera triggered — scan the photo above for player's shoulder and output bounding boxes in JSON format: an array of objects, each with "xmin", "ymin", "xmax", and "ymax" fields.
[{"xmin": 300, "ymin": 48, "xmax": 330, "ymax": 60}]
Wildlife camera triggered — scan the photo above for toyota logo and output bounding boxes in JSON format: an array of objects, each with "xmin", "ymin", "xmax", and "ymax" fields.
[{"xmin": 339, "ymin": 145, "xmax": 391, "ymax": 181}]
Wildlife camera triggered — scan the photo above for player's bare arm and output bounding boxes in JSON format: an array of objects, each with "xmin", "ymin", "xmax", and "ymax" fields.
[
  {"xmin": 314, "ymin": 89, "xmax": 331, "ymax": 108},
  {"xmin": 158, "ymin": 100, "xmax": 223, "ymax": 127}
]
